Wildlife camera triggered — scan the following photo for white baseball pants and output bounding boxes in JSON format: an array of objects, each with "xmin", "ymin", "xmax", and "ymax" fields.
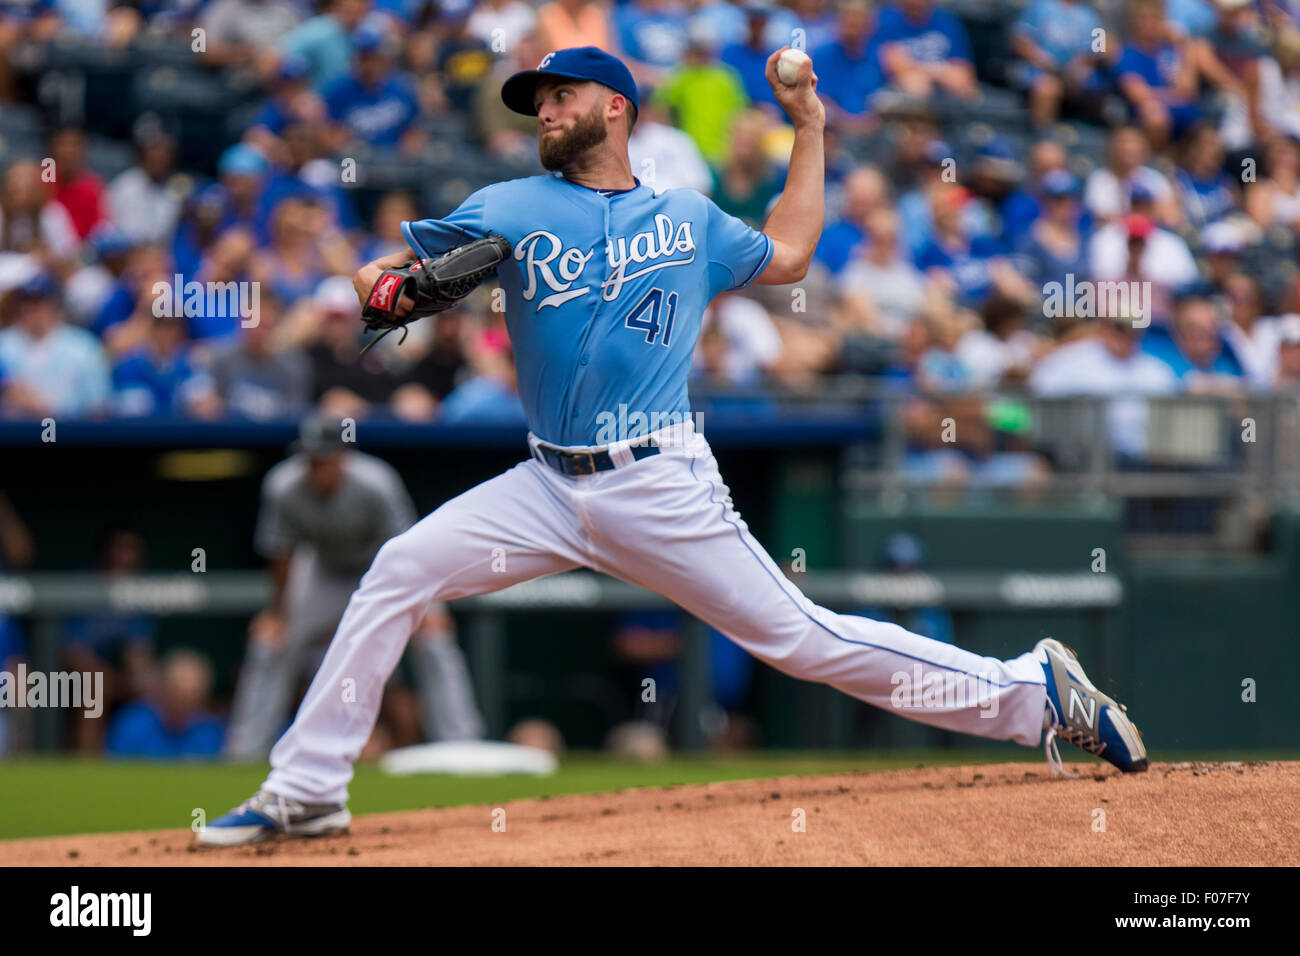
[{"xmin": 265, "ymin": 422, "xmax": 1048, "ymax": 804}]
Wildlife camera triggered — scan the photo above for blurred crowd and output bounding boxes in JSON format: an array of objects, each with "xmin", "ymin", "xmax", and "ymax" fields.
[{"xmin": 0, "ymin": 0, "xmax": 1299, "ymax": 452}]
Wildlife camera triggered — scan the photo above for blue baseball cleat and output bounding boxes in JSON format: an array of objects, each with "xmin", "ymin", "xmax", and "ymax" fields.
[
  {"xmin": 1035, "ymin": 638, "xmax": 1148, "ymax": 775},
  {"xmin": 197, "ymin": 790, "xmax": 351, "ymax": 846}
]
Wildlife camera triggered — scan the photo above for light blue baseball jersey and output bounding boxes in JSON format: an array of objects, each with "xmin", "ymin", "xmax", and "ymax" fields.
[{"xmin": 402, "ymin": 173, "xmax": 774, "ymax": 446}]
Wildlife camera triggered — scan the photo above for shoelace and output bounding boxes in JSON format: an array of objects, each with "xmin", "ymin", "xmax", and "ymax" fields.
[{"xmin": 1042, "ymin": 699, "xmax": 1108, "ymax": 778}]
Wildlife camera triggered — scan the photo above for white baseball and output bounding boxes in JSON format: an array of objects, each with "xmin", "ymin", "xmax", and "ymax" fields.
[{"xmin": 776, "ymin": 48, "xmax": 811, "ymax": 86}]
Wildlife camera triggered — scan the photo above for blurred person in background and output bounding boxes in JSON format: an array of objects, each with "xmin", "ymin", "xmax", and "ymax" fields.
[
  {"xmin": 652, "ymin": 22, "xmax": 750, "ymax": 166},
  {"xmin": 694, "ymin": 289, "xmax": 784, "ymax": 386},
  {"xmin": 615, "ymin": 0, "xmax": 690, "ymax": 89},
  {"xmin": 106, "ymin": 129, "xmax": 183, "ymax": 246},
  {"xmin": 324, "ymin": 20, "xmax": 427, "ymax": 156},
  {"xmin": 45, "ymin": 126, "xmax": 106, "ymax": 241},
  {"xmin": 356, "ymin": 190, "xmax": 420, "ymax": 263},
  {"xmin": 874, "ymin": 0, "xmax": 977, "ymax": 101},
  {"xmin": 298, "ymin": 274, "xmax": 399, "ymax": 419},
  {"xmin": 438, "ymin": 327, "xmax": 526, "ymax": 424},
  {"xmin": 1245, "ymin": 135, "xmax": 1300, "ymax": 235},
  {"xmin": 91, "ymin": 241, "xmax": 172, "ymax": 357},
  {"xmin": 0, "ymin": 1, "xmax": 61, "ymax": 102},
  {"xmin": 1089, "ymin": 184, "xmax": 1198, "ymax": 291},
  {"xmin": 210, "ymin": 289, "xmax": 313, "ymax": 420},
  {"xmin": 963, "ymin": 137, "xmax": 1032, "ymax": 246},
  {"xmin": 856, "ymin": 532, "xmax": 953, "ymax": 644},
  {"xmin": 244, "ymin": 56, "xmax": 329, "ymax": 169},
  {"xmin": 721, "ymin": 1, "xmax": 785, "ymax": 114},
  {"xmin": 225, "ymin": 415, "xmax": 485, "ymax": 758},
  {"xmin": 184, "ymin": 226, "xmax": 259, "ymax": 345},
  {"xmin": 837, "ymin": 205, "xmax": 928, "ymax": 341},
  {"xmin": 62, "ymin": 526, "xmax": 157, "ymax": 753},
  {"xmin": 1009, "ymin": 0, "xmax": 1106, "ymax": 127},
  {"xmin": 1116, "ymin": 0, "xmax": 1243, "ymax": 150},
  {"xmin": 1013, "ymin": 169, "xmax": 1088, "ymax": 296},
  {"xmin": 1144, "ymin": 291, "xmax": 1248, "ymax": 391},
  {"xmin": 466, "ymin": 0, "xmax": 538, "ymax": 56},
  {"xmin": 278, "ymin": 0, "xmax": 373, "ymax": 93},
  {"xmin": 110, "ymin": 313, "xmax": 221, "ymax": 418},
  {"xmin": 426, "ymin": 8, "xmax": 496, "ymax": 116},
  {"xmin": 955, "ymin": 294, "xmax": 1046, "ymax": 389},
  {"xmin": 0, "ymin": 272, "xmax": 109, "ymax": 419},
  {"xmin": 1029, "ymin": 314, "xmax": 1179, "ymax": 461},
  {"xmin": 198, "ymin": 0, "xmax": 304, "ymax": 69},
  {"xmin": 105, "ymin": 649, "xmax": 225, "ymax": 760},
  {"xmin": 1205, "ymin": 0, "xmax": 1271, "ymax": 151},
  {"xmin": 474, "ymin": 30, "xmax": 550, "ymax": 161},
  {"xmin": 536, "ymin": 0, "xmax": 615, "ymax": 54},
  {"xmin": 1083, "ymin": 125, "xmax": 1181, "ymax": 228},
  {"xmin": 999, "ymin": 138, "xmax": 1071, "ymax": 239},
  {"xmin": 1259, "ymin": 28, "xmax": 1300, "ymax": 142},
  {"xmin": 627, "ymin": 98, "xmax": 713, "ymax": 195},
  {"xmin": 1273, "ymin": 314, "xmax": 1300, "ymax": 387},
  {"xmin": 1174, "ymin": 124, "xmax": 1240, "ymax": 228},
  {"xmin": 709, "ymin": 110, "xmax": 782, "ymax": 227},
  {"xmin": 915, "ymin": 181, "xmax": 1036, "ymax": 314},
  {"xmin": 252, "ymin": 194, "xmax": 357, "ymax": 309},
  {"xmin": 0, "ymin": 490, "xmax": 33, "ymax": 755},
  {"xmin": 814, "ymin": 164, "xmax": 888, "ymax": 276},
  {"xmin": 390, "ymin": 305, "xmax": 470, "ymax": 421},
  {"xmin": 216, "ymin": 144, "xmax": 273, "ymax": 235},
  {"xmin": 1219, "ymin": 271, "xmax": 1284, "ymax": 387},
  {"xmin": 810, "ymin": 0, "xmax": 884, "ymax": 129},
  {"xmin": 65, "ymin": 224, "xmax": 137, "ymax": 327},
  {"xmin": 0, "ymin": 158, "xmax": 79, "ymax": 289}
]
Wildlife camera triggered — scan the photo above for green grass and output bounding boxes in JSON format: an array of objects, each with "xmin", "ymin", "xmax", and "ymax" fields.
[{"xmin": 2, "ymin": 748, "xmax": 1294, "ymax": 840}]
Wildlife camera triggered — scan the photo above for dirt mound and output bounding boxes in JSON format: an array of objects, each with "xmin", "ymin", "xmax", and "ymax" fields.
[{"xmin": 4, "ymin": 761, "xmax": 1297, "ymax": 866}]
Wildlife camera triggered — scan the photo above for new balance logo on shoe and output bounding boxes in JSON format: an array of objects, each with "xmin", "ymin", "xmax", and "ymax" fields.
[{"xmin": 1068, "ymin": 687, "xmax": 1096, "ymax": 730}]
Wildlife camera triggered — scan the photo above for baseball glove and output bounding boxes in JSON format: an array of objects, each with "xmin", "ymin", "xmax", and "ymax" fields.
[{"xmin": 360, "ymin": 233, "xmax": 512, "ymax": 353}]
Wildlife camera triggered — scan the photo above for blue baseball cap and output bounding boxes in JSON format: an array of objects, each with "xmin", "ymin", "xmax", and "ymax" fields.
[
  {"xmin": 14, "ymin": 271, "xmax": 58, "ymax": 300},
  {"xmin": 219, "ymin": 143, "xmax": 269, "ymax": 177},
  {"xmin": 1040, "ymin": 168, "xmax": 1080, "ymax": 197},
  {"xmin": 501, "ymin": 47, "xmax": 639, "ymax": 119}
]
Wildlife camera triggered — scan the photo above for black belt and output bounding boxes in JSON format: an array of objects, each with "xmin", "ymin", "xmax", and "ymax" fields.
[{"xmin": 532, "ymin": 441, "xmax": 660, "ymax": 476}]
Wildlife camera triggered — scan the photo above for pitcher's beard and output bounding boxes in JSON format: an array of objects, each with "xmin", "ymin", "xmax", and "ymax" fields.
[{"xmin": 539, "ymin": 105, "xmax": 608, "ymax": 170}]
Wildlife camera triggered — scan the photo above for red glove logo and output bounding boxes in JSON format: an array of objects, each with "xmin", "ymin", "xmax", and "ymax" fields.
[{"xmin": 367, "ymin": 273, "xmax": 404, "ymax": 311}]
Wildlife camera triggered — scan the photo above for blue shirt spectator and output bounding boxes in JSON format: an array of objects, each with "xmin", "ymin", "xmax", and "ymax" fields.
[
  {"xmin": 106, "ymin": 701, "xmax": 224, "ymax": 759},
  {"xmin": 616, "ymin": 1, "xmax": 690, "ymax": 68},
  {"xmin": 916, "ymin": 233, "xmax": 1007, "ymax": 310},
  {"xmin": 814, "ymin": 218, "xmax": 867, "ymax": 275},
  {"xmin": 811, "ymin": 35, "xmax": 885, "ymax": 115},
  {"xmin": 324, "ymin": 69, "xmax": 422, "ymax": 148},
  {"xmin": 1012, "ymin": 0, "xmax": 1102, "ymax": 70},
  {"xmin": 873, "ymin": 1, "xmax": 972, "ymax": 67},
  {"xmin": 111, "ymin": 319, "xmax": 216, "ymax": 417},
  {"xmin": 280, "ymin": 6, "xmax": 360, "ymax": 92}
]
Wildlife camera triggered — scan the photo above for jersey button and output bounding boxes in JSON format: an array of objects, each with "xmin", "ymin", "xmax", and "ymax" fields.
[{"xmin": 579, "ymin": 354, "xmax": 590, "ymax": 366}]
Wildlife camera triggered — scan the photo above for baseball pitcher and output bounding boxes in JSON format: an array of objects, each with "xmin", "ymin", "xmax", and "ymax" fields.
[{"xmin": 200, "ymin": 46, "xmax": 1146, "ymax": 846}]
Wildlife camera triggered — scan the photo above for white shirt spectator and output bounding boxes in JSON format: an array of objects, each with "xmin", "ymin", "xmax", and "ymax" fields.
[
  {"xmin": 1029, "ymin": 336, "xmax": 1178, "ymax": 457},
  {"xmin": 699, "ymin": 294, "xmax": 783, "ymax": 384},
  {"xmin": 200, "ymin": 0, "xmax": 303, "ymax": 49},
  {"xmin": 0, "ymin": 323, "xmax": 111, "ymax": 417},
  {"xmin": 1088, "ymin": 224, "xmax": 1199, "ymax": 288},
  {"xmin": 1258, "ymin": 56, "xmax": 1300, "ymax": 141},
  {"xmin": 837, "ymin": 254, "xmax": 927, "ymax": 339},
  {"xmin": 955, "ymin": 328, "xmax": 1039, "ymax": 389},
  {"xmin": 628, "ymin": 120, "xmax": 713, "ymax": 196},
  {"xmin": 467, "ymin": 0, "xmax": 538, "ymax": 54},
  {"xmin": 1223, "ymin": 313, "xmax": 1285, "ymax": 388},
  {"xmin": 1083, "ymin": 166, "xmax": 1173, "ymax": 221},
  {"xmin": 107, "ymin": 168, "xmax": 183, "ymax": 245}
]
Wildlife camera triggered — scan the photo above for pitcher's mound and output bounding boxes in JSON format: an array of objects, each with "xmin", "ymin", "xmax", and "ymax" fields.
[{"xmin": 3, "ymin": 761, "xmax": 1297, "ymax": 866}]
